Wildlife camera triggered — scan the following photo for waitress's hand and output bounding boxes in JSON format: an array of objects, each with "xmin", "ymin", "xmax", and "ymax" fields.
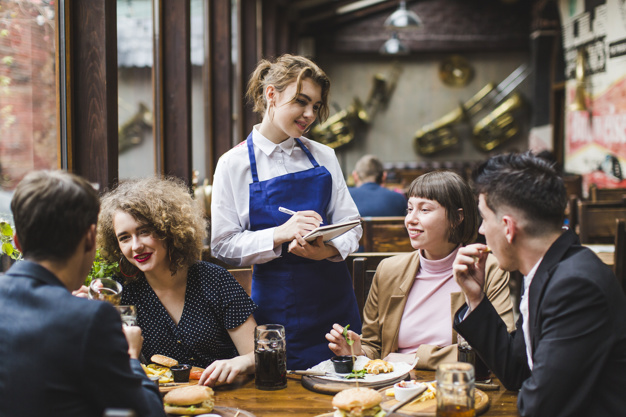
[
  {"xmin": 273, "ymin": 210, "xmax": 323, "ymax": 246},
  {"xmin": 288, "ymin": 235, "xmax": 339, "ymax": 260}
]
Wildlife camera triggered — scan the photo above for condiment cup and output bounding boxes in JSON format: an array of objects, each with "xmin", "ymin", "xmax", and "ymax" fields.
[
  {"xmin": 330, "ymin": 355, "xmax": 356, "ymax": 373},
  {"xmin": 393, "ymin": 380, "xmax": 427, "ymax": 402},
  {"xmin": 170, "ymin": 364, "xmax": 191, "ymax": 382}
]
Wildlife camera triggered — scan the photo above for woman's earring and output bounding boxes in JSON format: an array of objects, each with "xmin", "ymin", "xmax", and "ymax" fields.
[{"xmin": 119, "ymin": 255, "xmax": 138, "ymax": 278}]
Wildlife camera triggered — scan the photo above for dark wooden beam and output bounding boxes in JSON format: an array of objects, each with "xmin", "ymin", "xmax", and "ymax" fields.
[
  {"xmin": 207, "ymin": 0, "xmax": 234, "ymax": 178},
  {"xmin": 240, "ymin": 0, "xmax": 261, "ymax": 138},
  {"xmin": 65, "ymin": 0, "xmax": 118, "ymax": 191},
  {"xmin": 155, "ymin": 0, "xmax": 192, "ymax": 183}
]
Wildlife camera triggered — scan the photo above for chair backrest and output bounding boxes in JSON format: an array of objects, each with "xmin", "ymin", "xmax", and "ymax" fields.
[
  {"xmin": 360, "ymin": 216, "xmax": 413, "ymax": 252},
  {"xmin": 563, "ymin": 174, "xmax": 583, "ymax": 199},
  {"xmin": 229, "ymin": 268, "xmax": 253, "ymax": 296},
  {"xmin": 348, "ymin": 252, "xmax": 407, "ymax": 319},
  {"xmin": 589, "ymin": 184, "xmax": 626, "ymax": 202},
  {"xmin": 614, "ymin": 219, "xmax": 626, "ymax": 293},
  {"xmin": 577, "ymin": 200, "xmax": 626, "ymax": 244}
]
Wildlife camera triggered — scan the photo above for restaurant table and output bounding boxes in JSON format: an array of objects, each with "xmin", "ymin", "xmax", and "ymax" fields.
[{"xmin": 210, "ymin": 370, "xmax": 520, "ymax": 417}]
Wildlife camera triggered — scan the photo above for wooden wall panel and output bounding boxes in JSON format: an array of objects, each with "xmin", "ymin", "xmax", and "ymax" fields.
[
  {"xmin": 67, "ymin": 0, "xmax": 118, "ymax": 191},
  {"xmin": 157, "ymin": 0, "xmax": 192, "ymax": 182}
]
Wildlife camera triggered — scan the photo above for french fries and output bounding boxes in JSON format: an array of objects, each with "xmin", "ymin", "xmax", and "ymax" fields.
[{"xmin": 141, "ymin": 363, "xmax": 173, "ymax": 383}]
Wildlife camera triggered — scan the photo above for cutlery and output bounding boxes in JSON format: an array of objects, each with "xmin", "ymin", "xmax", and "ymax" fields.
[
  {"xmin": 287, "ymin": 370, "xmax": 347, "ymax": 378},
  {"xmin": 384, "ymin": 384, "xmax": 428, "ymax": 415}
]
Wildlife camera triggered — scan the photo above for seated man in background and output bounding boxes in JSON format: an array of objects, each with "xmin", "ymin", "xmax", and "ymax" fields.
[
  {"xmin": 0, "ymin": 170, "xmax": 165, "ymax": 417},
  {"xmin": 349, "ymin": 154, "xmax": 407, "ymax": 217},
  {"xmin": 453, "ymin": 152, "xmax": 626, "ymax": 417}
]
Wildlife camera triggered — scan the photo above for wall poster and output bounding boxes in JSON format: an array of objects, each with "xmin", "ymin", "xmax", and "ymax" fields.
[{"xmin": 560, "ymin": 0, "xmax": 626, "ymax": 191}]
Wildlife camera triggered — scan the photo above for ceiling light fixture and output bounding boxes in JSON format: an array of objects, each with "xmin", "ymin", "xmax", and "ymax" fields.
[
  {"xmin": 379, "ymin": 32, "xmax": 409, "ymax": 55},
  {"xmin": 384, "ymin": 0, "xmax": 422, "ymax": 29}
]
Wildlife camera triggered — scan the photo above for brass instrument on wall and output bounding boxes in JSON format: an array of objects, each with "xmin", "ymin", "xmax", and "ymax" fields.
[
  {"xmin": 310, "ymin": 64, "xmax": 402, "ymax": 149},
  {"xmin": 570, "ymin": 49, "xmax": 589, "ymax": 112},
  {"xmin": 414, "ymin": 64, "xmax": 531, "ymax": 155}
]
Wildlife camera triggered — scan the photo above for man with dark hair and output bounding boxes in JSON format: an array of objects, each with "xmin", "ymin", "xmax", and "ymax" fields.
[
  {"xmin": 349, "ymin": 154, "xmax": 407, "ymax": 217},
  {"xmin": 0, "ymin": 170, "xmax": 165, "ymax": 417},
  {"xmin": 452, "ymin": 152, "xmax": 626, "ymax": 417}
]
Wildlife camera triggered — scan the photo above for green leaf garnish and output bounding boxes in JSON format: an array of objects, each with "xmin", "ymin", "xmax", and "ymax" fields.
[
  {"xmin": 344, "ymin": 369, "xmax": 367, "ymax": 379},
  {"xmin": 342, "ymin": 323, "xmax": 354, "ymax": 346}
]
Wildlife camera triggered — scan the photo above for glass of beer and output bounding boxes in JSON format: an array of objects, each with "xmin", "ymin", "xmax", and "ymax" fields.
[
  {"xmin": 254, "ymin": 324, "xmax": 287, "ymax": 390},
  {"xmin": 436, "ymin": 362, "xmax": 476, "ymax": 417},
  {"xmin": 88, "ymin": 278, "xmax": 122, "ymax": 305},
  {"xmin": 114, "ymin": 305, "xmax": 137, "ymax": 326}
]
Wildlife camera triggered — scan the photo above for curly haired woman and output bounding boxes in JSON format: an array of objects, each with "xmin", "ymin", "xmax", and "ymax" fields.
[{"xmin": 97, "ymin": 176, "xmax": 257, "ymax": 387}]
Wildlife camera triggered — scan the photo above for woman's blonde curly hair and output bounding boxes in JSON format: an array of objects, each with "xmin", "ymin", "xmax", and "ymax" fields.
[{"xmin": 97, "ymin": 176, "xmax": 207, "ymax": 280}]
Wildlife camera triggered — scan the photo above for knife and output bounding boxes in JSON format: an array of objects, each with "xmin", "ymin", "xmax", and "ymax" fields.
[{"xmin": 287, "ymin": 370, "xmax": 346, "ymax": 378}]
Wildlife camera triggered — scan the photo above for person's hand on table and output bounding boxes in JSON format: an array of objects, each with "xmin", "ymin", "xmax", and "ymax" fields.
[
  {"xmin": 326, "ymin": 323, "xmax": 364, "ymax": 356},
  {"xmin": 72, "ymin": 285, "xmax": 89, "ymax": 299},
  {"xmin": 199, "ymin": 352, "xmax": 254, "ymax": 387},
  {"xmin": 453, "ymin": 244, "xmax": 488, "ymax": 311}
]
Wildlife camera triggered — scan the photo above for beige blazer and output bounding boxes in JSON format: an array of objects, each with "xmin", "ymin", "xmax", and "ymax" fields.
[{"xmin": 360, "ymin": 251, "xmax": 515, "ymax": 370}]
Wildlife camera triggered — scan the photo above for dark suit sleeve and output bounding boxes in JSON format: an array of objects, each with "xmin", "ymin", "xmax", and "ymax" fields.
[
  {"xmin": 80, "ymin": 304, "xmax": 165, "ymax": 417},
  {"xmin": 454, "ymin": 297, "xmax": 531, "ymax": 391},
  {"xmin": 457, "ymin": 274, "xmax": 616, "ymax": 417}
]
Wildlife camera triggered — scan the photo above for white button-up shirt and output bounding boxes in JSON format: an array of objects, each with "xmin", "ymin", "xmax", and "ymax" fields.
[
  {"xmin": 210, "ymin": 127, "xmax": 362, "ymax": 267},
  {"xmin": 520, "ymin": 258, "xmax": 542, "ymax": 370}
]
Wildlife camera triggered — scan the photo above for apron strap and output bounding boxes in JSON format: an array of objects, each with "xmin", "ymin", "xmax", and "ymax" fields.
[
  {"xmin": 246, "ymin": 132, "xmax": 259, "ymax": 183},
  {"xmin": 295, "ymin": 138, "xmax": 320, "ymax": 168}
]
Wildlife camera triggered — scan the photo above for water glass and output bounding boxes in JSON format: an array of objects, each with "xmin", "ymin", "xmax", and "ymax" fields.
[
  {"xmin": 88, "ymin": 278, "xmax": 123, "ymax": 305},
  {"xmin": 114, "ymin": 305, "xmax": 137, "ymax": 326},
  {"xmin": 254, "ymin": 324, "xmax": 287, "ymax": 390},
  {"xmin": 436, "ymin": 362, "xmax": 476, "ymax": 417}
]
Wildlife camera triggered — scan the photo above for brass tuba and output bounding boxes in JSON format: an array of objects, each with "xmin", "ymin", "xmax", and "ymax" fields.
[{"xmin": 414, "ymin": 64, "xmax": 531, "ymax": 155}]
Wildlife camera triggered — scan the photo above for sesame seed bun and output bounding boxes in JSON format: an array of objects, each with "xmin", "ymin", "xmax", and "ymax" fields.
[
  {"xmin": 332, "ymin": 387, "xmax": 382, "ymax": 411},
  {"xmin": 163, "ymin": 385, "xmax": 215, "ymax": 415},
  {"xmin": 151, "ymin": 354, "xmax": 178, "ymax": 368}
]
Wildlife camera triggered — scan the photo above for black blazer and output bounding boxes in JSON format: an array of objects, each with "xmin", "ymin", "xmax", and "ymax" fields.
[
  {"xmin": 0, "ymin": 261, "xmax": 166, "ymax": 417},
  {"xmin": 455, "ymin": 229, "xmax": 626, "ymax": 417}
]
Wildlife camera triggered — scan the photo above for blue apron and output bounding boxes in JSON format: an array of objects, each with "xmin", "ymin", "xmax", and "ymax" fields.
[{"xmin": 246, "ymin": 133, "xmax": 362, "ymax": 370}]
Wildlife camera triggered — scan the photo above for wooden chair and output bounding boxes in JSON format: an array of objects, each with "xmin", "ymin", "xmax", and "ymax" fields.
[
  {"xmin": 577, "ymin": 200, "xmax": 626, "ymax": 244},
  {"xmin": 589, "ymin": 184, "xmax": 626, "ymax": 202},
  {"xmin": 360, "ymin": 216, "xmax": 413, "ymax": 252},
  {"xmin": 349, "ymin": 252, "xmax": 405, "ymax": 319},
  {"xmin": 614, "ymin": 219, "xmax": 626, "ymax": 293},
  {"xmin": 563, "ymin": 174, "xmax": 583, "ymax": 199}
]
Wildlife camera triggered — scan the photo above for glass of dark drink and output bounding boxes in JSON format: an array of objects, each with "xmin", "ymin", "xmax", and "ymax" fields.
[
  {"xmin": 457, "ymin": 333, "xmax": 491, "ymax": 382},
  {"xmin": 436, "ymin": 362, "xmax": 476, "ymax": 417},
  {"xmin": 254, "ymin": 324, "xmax": 287, "ymax": 390}
]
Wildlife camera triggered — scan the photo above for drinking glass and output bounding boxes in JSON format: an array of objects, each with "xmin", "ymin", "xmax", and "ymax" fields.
[
  {"xmin": 114, "ymin": 305, "xmax": 137, "ymax": 326},
  {"xmin": 254, "ymin": 324, "xmax": 287, "ymax": 390},
  {"xmin": 88, "ymin": 278, "xmax": 123, "ymax": 305},
  {"xmin": 457, "ymin": 333, "xmax": 491, "ymax": 382},
  {"xmin": 436, "ymin": 362, "xmax": 476, "ymax": 417}
]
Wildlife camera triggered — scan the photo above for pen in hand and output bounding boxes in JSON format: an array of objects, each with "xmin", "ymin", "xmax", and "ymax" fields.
[{"xmin": 278, "ymin": 206, "xmax": 323, "ymax": 224}]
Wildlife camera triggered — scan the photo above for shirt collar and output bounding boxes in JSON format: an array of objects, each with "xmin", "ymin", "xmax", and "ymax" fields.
[
  {"xmin": 252, "ymin": 125, "xmax": 297, "ymax": 156},
  {"xmin": 523, "ymin": 257, "xmax": 543, "ymax": 290}
]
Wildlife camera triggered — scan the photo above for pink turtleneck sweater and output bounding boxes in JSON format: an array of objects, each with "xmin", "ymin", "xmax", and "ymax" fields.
[{"xmin": 397, "ymin": 246, "xmax": 461, "ymax": 353}]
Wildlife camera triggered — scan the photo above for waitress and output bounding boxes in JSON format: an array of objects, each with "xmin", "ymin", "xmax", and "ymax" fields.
[{"xmin": 211, "ymin": 54, "xmax": 362, "ymax": 369}]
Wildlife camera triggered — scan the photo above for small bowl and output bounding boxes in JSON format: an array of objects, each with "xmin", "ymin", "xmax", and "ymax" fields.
[
  {"xmin": 394, "ymin": 380, "xmax": 427, "ymax": 402},
  {"xmin": 330, "ymin": 355, "xmax": 356, "ymax": 373},
  {"xmin": 170, "ymin": 364, "xmax": 191, "ymax": 382}
]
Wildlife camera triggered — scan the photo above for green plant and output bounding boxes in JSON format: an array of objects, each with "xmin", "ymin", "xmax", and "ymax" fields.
[
  {"xmin": 0, "ymin": 220, "xmax": 21, "ymax": 260},
  {"xmin": 86, "ymin": 249, "xmax": 119, "ymax": 286}
]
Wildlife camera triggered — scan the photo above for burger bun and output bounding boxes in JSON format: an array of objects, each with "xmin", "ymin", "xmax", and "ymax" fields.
[
  {"xmin": 151, "ymin": 354, "xmax": 179, "ymax": 368},
  {"xmin": 332, "ymin": 387, "xmax": 382, "ymax": 411}
]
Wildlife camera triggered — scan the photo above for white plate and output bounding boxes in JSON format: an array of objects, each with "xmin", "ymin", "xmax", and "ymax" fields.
[{"xmin": 307, "ymin": 356, "xmax": 413, "ymax": 383}]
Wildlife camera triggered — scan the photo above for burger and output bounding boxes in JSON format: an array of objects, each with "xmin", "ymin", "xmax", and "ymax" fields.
[
  {"xmin": 151, "ymin": 354, "xmax": 179, "ymax": 368},
  {"xmin": 163, "ymin": 385, "xmax": 215, "ymax": 415},
  {"xmin": 332, "ymin": 387, "xmax": 384, "ymax": 417}
]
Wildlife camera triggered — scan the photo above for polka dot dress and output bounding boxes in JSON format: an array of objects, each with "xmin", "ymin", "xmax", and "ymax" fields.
[{"xmin": 115, "ymin": 261, "xmax": 257, "ymax": 368}]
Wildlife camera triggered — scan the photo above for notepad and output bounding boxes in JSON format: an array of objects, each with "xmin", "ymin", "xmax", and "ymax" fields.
[{"xmin": 302, "ymin": 219, "xmax": 361, "ymax": 243}]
